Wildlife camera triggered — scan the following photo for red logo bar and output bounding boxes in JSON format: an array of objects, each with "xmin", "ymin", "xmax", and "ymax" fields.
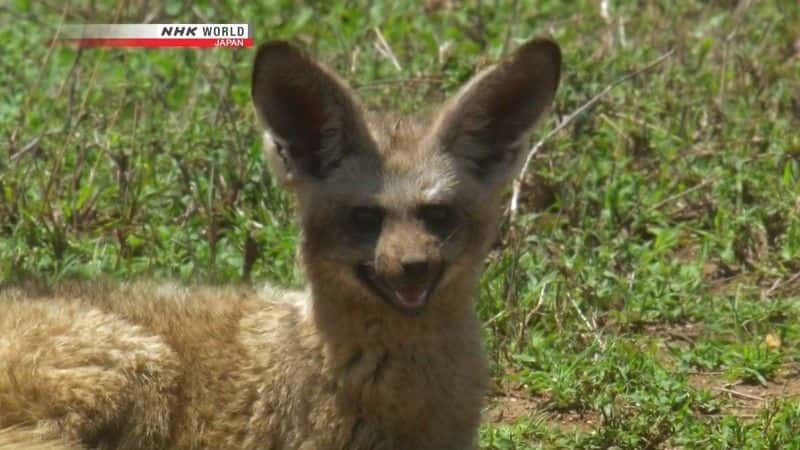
[{"xmin": 70, "ymin": 38, "xmax": 253, "ymax": 48}]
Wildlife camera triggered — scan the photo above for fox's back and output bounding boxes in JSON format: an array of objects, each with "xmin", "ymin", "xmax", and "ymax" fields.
[
  {"xmin": 0, "ymin": 282, "xmax": 292, "ymax": 373},
  {"xmin": 0, "ymin": 282, "xmax": 319, "ymax": 449}
]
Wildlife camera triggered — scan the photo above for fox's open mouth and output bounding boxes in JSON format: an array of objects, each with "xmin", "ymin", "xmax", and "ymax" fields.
[{"xmin": 356, "ymin": 263, "xmax": 443, "ymax": 314}]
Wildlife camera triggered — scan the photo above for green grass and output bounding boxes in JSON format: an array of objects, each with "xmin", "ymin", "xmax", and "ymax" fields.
[{"xmin": 2, "ymin": 0, "xmax": 800, "ymax": 448}]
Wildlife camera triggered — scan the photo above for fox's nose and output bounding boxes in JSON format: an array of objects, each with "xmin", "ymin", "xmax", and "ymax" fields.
[{"xmin": 401, "ymin": 259, "xmax": 430, "ymax": 284}]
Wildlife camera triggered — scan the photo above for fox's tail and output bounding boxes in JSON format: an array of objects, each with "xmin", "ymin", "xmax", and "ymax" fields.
[{"xmin": 0, "ymin": 426, "xmax": 80, "ymax": 450}]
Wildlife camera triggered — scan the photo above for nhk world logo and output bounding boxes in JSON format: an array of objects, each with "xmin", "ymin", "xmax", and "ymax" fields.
[{"xmin": 61, "ymin": 24, "xmax": 251, "ymax": 48}]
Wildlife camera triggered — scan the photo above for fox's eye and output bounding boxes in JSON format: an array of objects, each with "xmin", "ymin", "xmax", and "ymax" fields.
[
  {"xmin": 418, "ymin": 205, "xmax": 456, "ymax": 236},
  {"xmin": 349, "ymin": 206, "xmax": 384, "ymax": 237}
]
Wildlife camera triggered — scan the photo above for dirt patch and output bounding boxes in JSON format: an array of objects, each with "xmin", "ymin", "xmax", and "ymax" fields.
[
  {"xmin": 513, "ymin": 171, "xmax": 557, "ymax": 213},
  {"xmin": 484, "ymin": 383, "xmax": 600, "ymax": 432},
  {"xmin": 544, "ymin": 409, "xmax": 602, "ymax": 433},
  {"xmin": 644, "ymin": 321, "xmax": 704, "ymax": 344},
  {"xmin": 690, "ymin": 365, "xmax": 800, "ymax": 418},
  {"xmin": 485, "ymin": 389, "xmax": 542, "ymax": 424}
]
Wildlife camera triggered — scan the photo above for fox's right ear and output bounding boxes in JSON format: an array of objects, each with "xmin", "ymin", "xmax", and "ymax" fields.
[{"xmin": 251, "ymin": 41, "xmax": 369, "ymax": 185}]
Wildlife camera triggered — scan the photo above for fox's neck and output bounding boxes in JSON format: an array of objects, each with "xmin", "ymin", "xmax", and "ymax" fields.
[{"xmin": 307, "ymin": 280, "xmax": 479, "ymax": 353}]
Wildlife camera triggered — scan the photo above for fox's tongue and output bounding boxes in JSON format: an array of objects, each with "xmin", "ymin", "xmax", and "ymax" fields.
[{"xmin": 393, "ymin": 284, "xmax": 427, "ymax": 308}]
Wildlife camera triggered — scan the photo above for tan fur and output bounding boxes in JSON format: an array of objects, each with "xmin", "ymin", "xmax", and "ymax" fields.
[
  {"xmin": 0, "ymin": 425, "xmax": 81, "ymax": 450},
  {"xmin": 0, "ymin": 38, "xmax": 560, "ymax": 449}
]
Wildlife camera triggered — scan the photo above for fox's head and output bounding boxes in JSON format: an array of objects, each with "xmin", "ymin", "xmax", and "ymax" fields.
[{"xmin": 252, "ymin": 39, "xmax": 560, "ymax": 317}]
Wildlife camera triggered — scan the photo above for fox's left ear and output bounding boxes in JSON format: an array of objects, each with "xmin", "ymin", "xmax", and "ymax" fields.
[{"xmin": 431, "ymin": 38, "xmax": 561, "ymax": 188}]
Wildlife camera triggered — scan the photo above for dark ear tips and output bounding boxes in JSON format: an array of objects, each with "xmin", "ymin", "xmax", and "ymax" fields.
[
  {"xmin": 251, "ymin": 41, "xmax": 304, "ymax": 99},
  {"xmin": 510, "ymin": 38, "xmax": 562, "ymax": 95},
  {"xmin": 254, "ymin": 40, "xmax": 292, "ymax": 61},
  {"xmin": 515, "ymin": 38, "xmax": 562, "ymax": 66},
  {"xmin": 253, "ymin": 41, "xmax": 302, "ymax": 69}
]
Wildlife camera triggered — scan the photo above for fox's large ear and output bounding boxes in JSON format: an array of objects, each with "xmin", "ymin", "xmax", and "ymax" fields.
[
  {"xmin": 251, "ymin": 41, "xmax": 370, "ymax": 184},
  {"xmin": 432, "ymin": 38, "xmax": 561, "ymax": 188}
]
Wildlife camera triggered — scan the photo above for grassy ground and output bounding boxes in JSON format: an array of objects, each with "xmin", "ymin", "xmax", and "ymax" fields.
[{"xmin": 2, "ymin": 0, "xmax": 800, "ymax": 448}]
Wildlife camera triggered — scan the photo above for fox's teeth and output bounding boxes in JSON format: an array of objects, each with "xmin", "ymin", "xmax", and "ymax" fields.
[{"xmin": 394, "ymin": 287, "xmax": 427, "ymax": 306}]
